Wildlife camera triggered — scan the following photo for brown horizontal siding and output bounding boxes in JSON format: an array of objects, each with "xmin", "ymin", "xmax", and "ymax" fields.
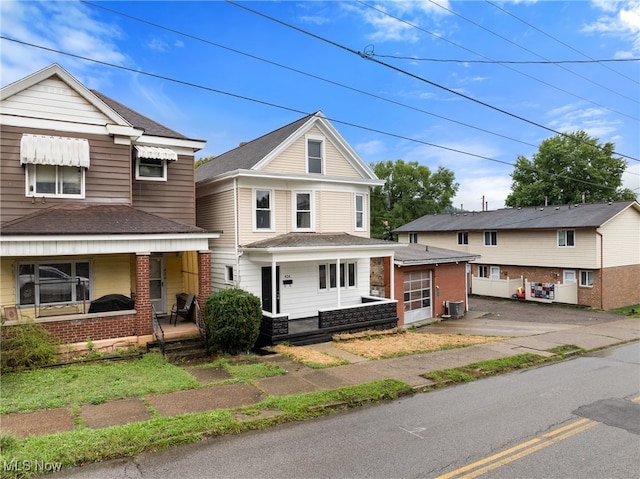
[
  {"xmin": 132, "ymin": 154, "xmax": 196, "ymax": 225},
  {"xmin": 0, "ymin": 126, "xmax": 133, "ymax": 223}
]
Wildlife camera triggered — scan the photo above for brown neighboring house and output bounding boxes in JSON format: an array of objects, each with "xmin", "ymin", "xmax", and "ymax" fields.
[{"xmin": 0, "ymin": 64, "xmax": 218, "ymax": 350}]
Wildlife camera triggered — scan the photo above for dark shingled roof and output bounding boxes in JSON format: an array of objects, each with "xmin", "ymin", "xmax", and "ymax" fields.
[
  {"xmin": 243, "ymin": 232, "xmax": 395, "ymax": 249},
  {"xmin": 394, "ymin": 243, "xmax": 480, "ymax": 265},
  {"xmin": 196, "ymin": 113, "xmax": 316, "ymax": 181},
  {"xmin": 394, "ymin": 201, "xmax": 639, "ymax": 232},
  {"xmin": 0, "ymin": 204, "xmax": 205, "ymax": 235},
  {"xmin": 91, "ymin": 90, "xmax": 194, "ymax": 140}
]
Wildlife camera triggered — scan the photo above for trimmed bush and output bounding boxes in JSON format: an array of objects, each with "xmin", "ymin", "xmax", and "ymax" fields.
[
  {"xmin": 1, "ymin": 322, "xmax": 59, "ymax": 371},
  {"xmin": 203, "ymin": 289, "xmax": 262, "ymax": 354}
]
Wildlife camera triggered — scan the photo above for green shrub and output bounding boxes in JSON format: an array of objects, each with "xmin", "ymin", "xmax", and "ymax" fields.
[
  {"xmin": 1, "ymin": 322, "xmax": 59, "ymax": 371},
  {"xmin": 203, "ymin": 289, "xmax": 262, "ymax": 355}
]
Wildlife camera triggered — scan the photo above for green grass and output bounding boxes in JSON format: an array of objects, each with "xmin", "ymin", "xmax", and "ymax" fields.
[
  {"xmin": 613, "ymin": 304, "xmax": 640, "ymax": 317},
  {"xmin": 422, "ymin": 353, "xmax": 549, "ymax": 386},
  {"xmin": 0, "ymin": 379, "xmax": 410, "ymax": 479}
]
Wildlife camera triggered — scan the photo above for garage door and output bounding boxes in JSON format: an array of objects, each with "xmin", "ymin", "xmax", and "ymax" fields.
[{"xmin": 403, "ymin": 270, "xmax": 432, "ymax": 324}]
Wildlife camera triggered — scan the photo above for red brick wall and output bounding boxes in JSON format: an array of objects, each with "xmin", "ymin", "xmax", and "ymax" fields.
[
  {"xmin": 198, "ymin": 250, "xmax": 211, "ymax": 310},
  {"xmin": 602, "ymin": 264, "xmax": 640, "ymax": 309},
  {"xmin": 134, "ymin": 254, "xmax": 153, "ymax": 336},
  {"xmin": 37, "ymin": 314, "xmax": 137, "ymax": 343}
]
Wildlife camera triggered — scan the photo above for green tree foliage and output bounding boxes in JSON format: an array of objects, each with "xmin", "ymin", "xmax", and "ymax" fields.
[
  {"xmin": 195, "ymin": 155, "xmax": 215, "ymax": 169},
  {"xmin": 505, "ymin": 131, "xmax": 636, "ymax": 207},
  {"xmin": 203, "ymin": 289, "xmax": 262, "ymax": 355},
  {"xmin": 1, "ymin": 322, "xmax": 59, "ymax": 371},
  {"xmin": 371, "ymin": 160, "xmax": 458, "ymax": 239}
]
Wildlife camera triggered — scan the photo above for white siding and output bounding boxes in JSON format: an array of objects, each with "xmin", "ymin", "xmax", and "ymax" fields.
[
  {"xmin": 197, "ymin": 189, "xmax": 236, "ymax": 247},
  {"xmin": 210, "ymin": 247, "xmax": 239, "ymax": 292},
  {"xmin": 2, "ymin": 78, "xmax": 112, "ymax": 125},
  {"xmin": 599, "ymin": 207, "xmax": 640, "ymax": 268}
]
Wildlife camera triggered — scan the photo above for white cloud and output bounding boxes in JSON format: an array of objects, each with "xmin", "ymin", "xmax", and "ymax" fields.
[{"xmin": 584, "ymin": 0, "xmax": 640, "ymax": 53}]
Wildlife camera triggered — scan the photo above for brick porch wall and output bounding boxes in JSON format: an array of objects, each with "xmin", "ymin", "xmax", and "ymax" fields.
[
  {"xmin": 39, "ymin": 314, "xmax": 137, "ymax": 343},
  {"xmin": 135, "ymin": 253, "xmax": 153, "ymax": 336},
  {"xmin": 198, "ymin": 250, "xmax": 211, "ymax": 310}
]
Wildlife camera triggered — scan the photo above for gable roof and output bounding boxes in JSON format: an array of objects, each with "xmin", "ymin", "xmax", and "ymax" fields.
[
  {"xmin": 0, "ymin": 204, "xmax": 205, "ymax": 235},
  {"xmin": 394, "ymin": 201, "xmax": 640, "ymax": 232},
  {"xmin": 195, "ymin": 111, "xmax": 379, "ymax": 183}
]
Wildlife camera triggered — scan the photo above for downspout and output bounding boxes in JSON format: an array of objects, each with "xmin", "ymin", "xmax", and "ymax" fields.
[{"xmin": 597, "ymin": 229, "xmax": 604, "ymax": 309}]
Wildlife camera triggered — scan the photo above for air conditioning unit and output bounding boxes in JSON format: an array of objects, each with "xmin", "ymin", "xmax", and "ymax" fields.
[{"xmin": 448, "ymin": 300, "xmax": 464, "ymax": 319}]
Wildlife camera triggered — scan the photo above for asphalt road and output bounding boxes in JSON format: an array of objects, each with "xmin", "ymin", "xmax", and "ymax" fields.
[{"xmin": 52, "ymin": 342, "xmax": 640, "ymax": 479}]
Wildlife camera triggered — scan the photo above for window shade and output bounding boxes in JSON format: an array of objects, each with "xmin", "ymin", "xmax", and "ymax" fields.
[
  {"xmin": 20, "ymin": 134, "xmax": 90, "ymax": 168},
  {"xmin": 134, "ymin": 145, "xmax": 178, "ymax": 161}
]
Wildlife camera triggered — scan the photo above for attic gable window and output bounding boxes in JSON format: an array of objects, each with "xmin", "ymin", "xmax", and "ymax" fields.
[
  {"xmin": 307, "ymin": 138, "xmax": 323, "ymax": 174},
  {"xmin": 134, "ymin": 145, "xmax": 177, "ymax": 181},
  {"xmin": 21, "ymin": 134, "xmax": 89, "ymax": 198}
]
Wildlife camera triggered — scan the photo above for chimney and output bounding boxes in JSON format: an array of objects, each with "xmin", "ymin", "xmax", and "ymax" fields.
[{"xmin": 425, "ymin": 245, "xmax": 429, "ymax": 252}]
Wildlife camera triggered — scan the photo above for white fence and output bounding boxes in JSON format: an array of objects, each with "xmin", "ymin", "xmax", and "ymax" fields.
[{"xmin": 471, "ymin": 276, "xmax": 578, "ymax": 304}]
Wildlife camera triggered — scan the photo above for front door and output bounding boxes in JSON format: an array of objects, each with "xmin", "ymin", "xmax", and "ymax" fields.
[
  {"xmin": 261, "ymin": 266, "xmax": 280, "ymax": 314},
  {"xmin": 149, "ymin": 255, "xmax": 165, "ymax": 313}
]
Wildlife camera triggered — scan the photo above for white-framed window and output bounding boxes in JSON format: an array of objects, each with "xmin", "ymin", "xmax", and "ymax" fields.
[
  {"xmin": 26, "ymin": 164, "xmax": 85, "ymax": 198},
  {"xmin": 580, "ymin": 271, "xmax": 593, "ymax": 287},
  {"xmin": 457, "ymin": 231, "xmax": 468, "ymax": 245},
  {"xmin": 408, "ymin": 233, "xmax": 418, "ymax": 244},
  {"xmin": 136, "ymin": 157, "xmax": 167, "ymax": 181},
  {"xmin": 319, "ymin": 262, "xmax": 357, "ymax": 290},
  {"xmin": 294, "ymin": 191, "xmax": 313, "ymax": 230},
  {"xmin": 484, "ymin": 231, "xmax": 497, "ymax": 246},
  {"xmin": 490, "ymin": 266, "xmax": 500, "ymax": 279},
  {"xmin": 307, "ymin": 137, "xmax": 323, "ymax": 174},
  {"xmin": 558, "ymin": 229, "xmax": 575, "ymax": 247},
  {"xmin": 478, "ymin": 265, "xmax": 489, "ymax": 278},
  {"xmin": 355, "ymin": 194, "xmax": 365, "ymax": 230},
  {"xmin": 225, "ymin": 265, "xmax": 235, "ymax": 283},
  {"xmin": 17, "ymin": 260, "xmax": 91, "ymax": 306},
  {"xmin": 255, "ymin": 189, "xmax": 273, "ymax": 230},
  {"xmin": 563, "ymin": 270, "xmax": 576, "ymax": 284}
]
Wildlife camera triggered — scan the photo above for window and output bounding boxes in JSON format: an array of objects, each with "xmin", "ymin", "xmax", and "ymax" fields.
[
  {"xmin": 490, "ymin": 266, "xmax": 500, "ymax": 279},
  {"xmin": 484, "ymin": 231, "xmax": 497, "ymax": 246},
  {"xmin": 457, "ymin": 231, "xmax": 468, "ymax": 245},
  {"xmin": 26, "ymin": 164, "xmax": 84, "ymax": 197},
  {"xmin": 255, "ymin": 189, "xmax": 272, "ymax": 230},
  {"xmin": 136, "ymin": 157, "xmax": 167, "ymax": 181},
  {"xmin": 558, "ymin": 229, "xmax": 575, "ymax": 247},
  {"xmin": 319, "ymin": 262, "xmax": 357, "ymax": 289},
  {"xmin": 478, "ymin": 265, "xmax": 489, "ymax": 278},
  {"xmin": 409, "ymin": 233, "xmax": 418, "ymax": 244},
  {"xmin": 17, "ymin": 261, "xmax": 91, "ymax": 306},
  {"xmin": 403, "ymin": 271, "xmax": 431, "ymax": 312},
  {"xmin": 580, "ymin": 271, "xmax": 594, "ymax": 287},
  {"xmin": 563, "ymin": 270, "xmax": 576, "ymax": 284},
  {"xmin": 225, "ymin": 265, "xmax": 234, "ymax": 283},
  {"xmin": 355, "ymin": 194, "xmax": 364, "ymax": 230},
  {"xmin": 294, "ymin": 192, "xmax": 312, "ymax": 230},
  {"xmin": 307, "ymin": 139, "xmax": 323, "ymax": 174}
]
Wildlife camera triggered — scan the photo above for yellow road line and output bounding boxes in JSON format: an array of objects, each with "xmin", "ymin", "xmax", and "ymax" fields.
[{"xmin": 435, "ymin": 418, "xmax": 596, "ymax": 479}]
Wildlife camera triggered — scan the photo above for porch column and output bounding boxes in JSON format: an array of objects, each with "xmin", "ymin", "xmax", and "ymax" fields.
[
  {"xmin": 389, "ymin": 252, "xmax": 395, "ymax": 300},
  {"xmin": 336, "ymin": 258, "xmax": 341, "ymax": 307},
  {"xmin": 197, "ymin": 250, "xmax": 212, "ymax": 312},
  {"xmin": 134, "ymin": 253, "xmax": 153, "ymax": 336},
  {"xmin": 271, "ymin": 257, "xmax": 277, "ymax": 315}
]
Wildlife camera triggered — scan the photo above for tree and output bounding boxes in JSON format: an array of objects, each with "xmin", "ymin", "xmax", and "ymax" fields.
[
  {"xmin": 505, "ymin": 131, "xmax": 636, "ymax": 208},
  {"xmin": 371, "ymin": 160, "xmax": 458, "ymax": 240},
  {"xmin": 195, "ymin": 155, "xmax": 215, "ymax": 169}
]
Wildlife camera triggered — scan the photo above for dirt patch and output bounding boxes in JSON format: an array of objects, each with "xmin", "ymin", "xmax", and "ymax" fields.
[
  {"xmin": 273, "ymin": 344, "xmax": 345, "ymax": 367},
  {"xmin": 188, "ymin": 366, "xmax": 233, "ymax": 383},
  {"xmin": 333, "ymin": 330, "xmax": 508, "ymax": 359}
]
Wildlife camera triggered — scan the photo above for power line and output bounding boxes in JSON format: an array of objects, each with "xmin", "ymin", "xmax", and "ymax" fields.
[
  {"xmin": 355, "ymin": 1, "xmax": 639, "ymax": 121},
  {"xmin": 485, "ymin": 0, "xmax": 640, "ymax": 85},
  {"xmin": 367, "ymin": 52, "xmax": 640, "ymax": 65},
  {"xmin": 225, "ymin": 1, "xmax": 640, "ymax": 163},
  {"xmin": 1, "ymin": 35, "xmax": 634, "ymax": 195},
  {"xmin": 425, "ymin": 0, "xmax": 639, "ymax": 105}
]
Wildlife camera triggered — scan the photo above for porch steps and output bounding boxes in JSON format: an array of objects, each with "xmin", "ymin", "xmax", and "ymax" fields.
[{"xmin": 150, "ymin": 337, "xmax": 210, "ymax": 363}]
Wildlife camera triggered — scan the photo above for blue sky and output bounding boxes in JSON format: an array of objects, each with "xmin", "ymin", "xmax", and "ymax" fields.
[{"xmin": 1, "ymin": 0, "xmax": 639, "ymax": 210}]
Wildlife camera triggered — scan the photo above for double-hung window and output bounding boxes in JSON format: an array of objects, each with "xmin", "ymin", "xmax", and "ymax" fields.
[
  {"xmin": 17, "ymin": 261, "xmax": 91, "ymax": 306},
  {"xmin": 484, "ymin": 231, "xmax": 497, "ymax": 246},
  {"xmin": 457, "ymin": 231, "xmax": 468, "ymax": 245},
  {"xmin": 21, "ymin": 134, "xmax": 89, "ymax": 198},
  {"xmin": 580, "ymin": 271, "xmax": 594, "ymax": 287},
  {"xmin": 255, "ymin": 189, "xmax": 273, "ymax": 230},
  {"xmin": 319, "ymin": 262, "xmax": 357, "ymax": 290},
  {"xmin": 408, "ymin": 233, "xmax": 418, "ymax": 243},
  {"xmin": 478, "ymin": 265, "xmax": 489, "ymax": 278},
  {"xmin": 307, "ymin": 138, "xmax": 323, "ymax": 174},
  {"xmin": 558, "ymin": 229, "xmax": 575, "ymax": 247},
  {"xmin": 355, "ymin": 194, "xmax": 364, "ymax": 230},
  {"xmin": 294, "ymin": 192, "xmax": 313, "ymax": 230}
]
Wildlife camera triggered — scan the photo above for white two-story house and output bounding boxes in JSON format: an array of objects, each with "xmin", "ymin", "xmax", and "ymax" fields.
[{"xmin": 195, "ymin": 112, "xmax": 399, "ymax": 344}]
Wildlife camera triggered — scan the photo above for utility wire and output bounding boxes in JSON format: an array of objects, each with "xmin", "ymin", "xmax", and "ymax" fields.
[
  {"xmin": 356, "ymin": 1, "xmax": 639, "ymax": 121},
  {"xmin": 80, "ymin": 1, "xmax": 542, "ymax": 153},
  {"xmin": 225, "ymin": 1, "xmax": 640, "ymax": 163},
  {"xmin": 367, "ymin": 53, "xmax": 640, "ymax": 65},
  {"xmin": 425, "ymin": 0, "xmax": 638, "ymax": 104},
  {"xmin": 1, "ymin": 35, "xmax": 634, "ymax": 194},
  {"xmin": 485, "ymin": 0, "xmax": 639, "ymax": 85}
]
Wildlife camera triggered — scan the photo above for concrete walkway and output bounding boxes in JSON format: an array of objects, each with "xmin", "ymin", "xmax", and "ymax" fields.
[{"xmin": 2, "ymin": 306, "xmax": 638, "ymax": 438}]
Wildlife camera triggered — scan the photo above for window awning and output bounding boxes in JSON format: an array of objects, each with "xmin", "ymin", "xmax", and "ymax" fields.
[
  {"xmin": 134, "ymin": 145, "xmax": 178, "ymax": 161},
  {"xmin": 20, "ymin": 134, "xmax": 90, "ymax": 168}
]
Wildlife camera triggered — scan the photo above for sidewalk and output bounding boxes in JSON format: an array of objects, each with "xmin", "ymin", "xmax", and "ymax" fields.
[{"xmin": 2, "ymin": 312, "xmax": 638, "ymax": 438}]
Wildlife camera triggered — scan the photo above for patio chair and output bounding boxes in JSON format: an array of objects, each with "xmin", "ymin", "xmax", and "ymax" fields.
[{"xmin": 169, "ymin": 293, "xmax": 195, "ymax": 326}]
